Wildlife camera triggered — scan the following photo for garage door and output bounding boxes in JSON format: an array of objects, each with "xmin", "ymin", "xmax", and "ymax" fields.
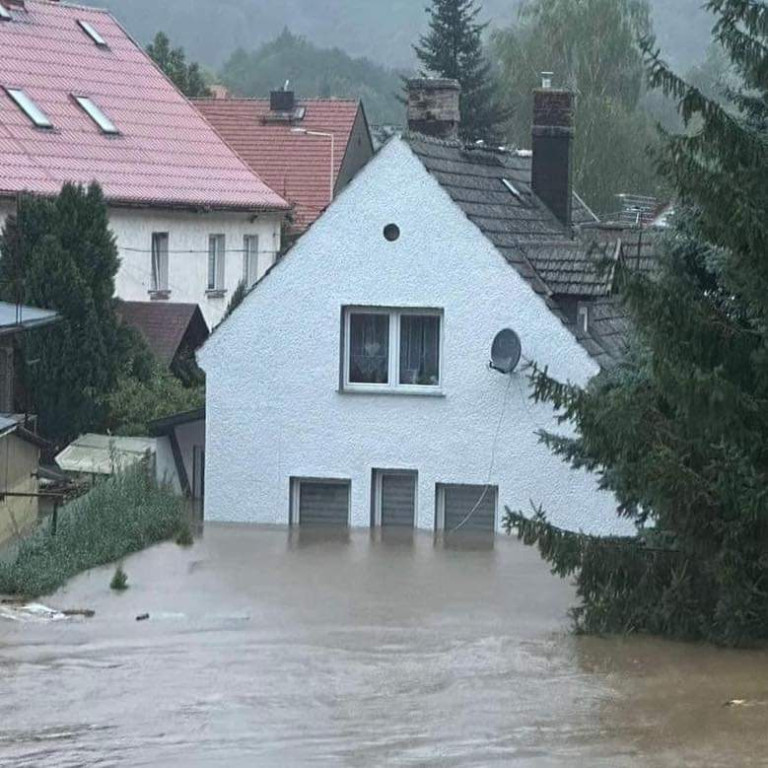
[
  {"xmin": 441, "ymin": 484, "xmax": 497, "ymax": 533},
  {"xmin": 296, "ymin": 480, "xmax": 350, "ymax": 526},
  {"xmin": 378, "ymin": 472, "xmax": 416, "ymax": 527}
]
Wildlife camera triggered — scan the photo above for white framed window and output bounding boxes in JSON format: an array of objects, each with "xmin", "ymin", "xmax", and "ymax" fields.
[
  {"xmin": 208, "ymin": 234, "xmax": 226, "ymax": 291},
  {"xmin": 342, "ymin": 307, "xmax": 442, "ymax": 393},
  {"xmin": 150, "ymin": 232, "xmax": 169, "ymax": 293},
  {"xmin": 73, "ymin": 96, "xmax": 118, "ymax": 134},
  {"xmin": 5, "ymin": 88, "xmax": 53, "ymax": 128},
  {"xmin": 243, "ymin": 235, "xmax": 259, "ymax": 288},
  {"xmin": 77, "ymin": 20, "xmax": 108, "ymax": 47}
]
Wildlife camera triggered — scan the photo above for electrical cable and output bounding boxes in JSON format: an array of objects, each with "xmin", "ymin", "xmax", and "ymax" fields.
[{"xmin": 447, "ymin": 373, "xmax": 515, "ymax": 534}]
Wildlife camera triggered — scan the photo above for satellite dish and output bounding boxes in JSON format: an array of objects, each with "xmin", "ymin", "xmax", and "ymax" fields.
[{"xmin": 490, "ymin": 329, "xmax": 522, "ymax": 374}]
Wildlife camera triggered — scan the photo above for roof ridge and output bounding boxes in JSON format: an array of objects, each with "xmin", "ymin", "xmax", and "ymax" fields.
[
  {"xmin": 193, "ymin": 97, "xmax": 360, "ymax": 105},
  {"xmin": 31, "ymin": 0, "xmax": 112, "ymax": 13}
]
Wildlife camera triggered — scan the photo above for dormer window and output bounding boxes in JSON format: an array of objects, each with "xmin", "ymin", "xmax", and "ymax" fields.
[
  {"xmin": 77, "ymin": 20, "xmax": 108, "ymax": 47},
  {"xmin": 5, "ymin": 88, "xmax": 53, "ymax": 128},
  {"xmin": 74, "ymin": 96, "xmax": 118, "ymax": 134},
  {"xmin": 0, "ymin": 4, "xmax": 11, "ymax": 21}
]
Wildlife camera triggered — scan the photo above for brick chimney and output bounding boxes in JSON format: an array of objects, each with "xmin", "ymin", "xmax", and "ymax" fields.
[
  {"xmin": 532, "ymin": 76, "xmax": 575, "ymax": 228},
  {"xmin": 270, "ymin": 89, "xmax": 295, "ymax": 113},
  {"xmin": 406, "ymin": 78, "xmax": 461, "ymax": 141}
]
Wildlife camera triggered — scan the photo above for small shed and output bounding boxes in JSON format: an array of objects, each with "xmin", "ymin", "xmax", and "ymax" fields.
[
  {"xmin": 55, "ymin": 434, "xmax": 180, "ymax": 491},
  {"xmin": 148, "ymin": 408, "xmax": 206, "ymax": 506},
  {"xmin": 0, "ymin": 415, "xmax": 51, "ymax": 545}
]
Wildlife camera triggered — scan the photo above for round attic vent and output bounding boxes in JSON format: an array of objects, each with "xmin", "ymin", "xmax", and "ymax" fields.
[{"xmin": 383, "ymin": 224, "xmax": 400, "ymax": 242}]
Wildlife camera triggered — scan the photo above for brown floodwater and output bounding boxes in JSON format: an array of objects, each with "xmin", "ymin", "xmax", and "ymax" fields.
[{"xmin": 0, "ymin": 524, "xmax": 766, "ymax": 767}]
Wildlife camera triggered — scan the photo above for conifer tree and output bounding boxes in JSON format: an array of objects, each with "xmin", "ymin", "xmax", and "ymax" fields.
[
  {"xmin": 414, "ymin": 0, "xmax": 506, "ymax": 143},
  {"xmin": 147, "ymin": 32, "xmax": 212, "ymax": 98},
  {"xmin": 0, "ymin": 184, "xmax": 146, "ymax": 443},
  {"xmin": 505, "ymin": 0, "xmax": 768, "ymax": 647}
]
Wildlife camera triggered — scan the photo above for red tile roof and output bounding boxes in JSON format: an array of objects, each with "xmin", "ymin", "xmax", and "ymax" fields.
[
  {"xmin": 0, "ymin": 0, "xmax": 288, "ymax": 212},
  {"xmin": 194, "ymin": 98, "xmax": 362, "ymax": 231}
]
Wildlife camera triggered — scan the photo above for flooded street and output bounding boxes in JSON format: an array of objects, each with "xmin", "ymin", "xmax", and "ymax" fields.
[{"xmin": 0, "ymin": 525, "xmax": 766, "ymax": 767}]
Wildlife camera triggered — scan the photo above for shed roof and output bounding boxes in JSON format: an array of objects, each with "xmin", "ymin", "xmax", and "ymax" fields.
[
  {"xmin": 0, "ymin": 0, "xmax": 288, "ymax": 212},
  {"xmin": 117, "ymin": 301, "xmax": 208, "ymax": 366},
  {"xmin": 56, "ymin": 433, "xmax": 156, "ymax": 475},
  {"xmin": 193, "ymin": 98, "xmax": 365, "ymax": 230},
  {"xmin": 0, "ymin": 301, "xmax": 59, "ymax": 335}
]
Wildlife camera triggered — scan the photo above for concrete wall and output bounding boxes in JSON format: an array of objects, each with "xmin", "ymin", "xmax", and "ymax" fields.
[
  {"xmin": 0, "ymin": 201, "xmax": 283, "ymax": 330},
  {"xmin": 200, "ymin": 138, "xmax": 633, "ymax": 537},
  {"xmin": 0, "ymin": 433, "xmax": 39, "ymax": 545}
]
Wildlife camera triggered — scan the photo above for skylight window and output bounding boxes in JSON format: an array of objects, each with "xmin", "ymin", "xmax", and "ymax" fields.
[
  {"xmin": 502, "ymin": 178, "xmax": 524, "ymax": 201},
  {"xmin": 74, "ymin": 96, "xmax": 119, "ymax": 134},
  {"xmin": 0, "ymin": 4, "xmax": 11, "ymax": 21},
  {"xmin": 77, "ymin": 20, "xmax": 108, "ymax": 47},
  {"xmin": 5, "ymin": 88, "xmax": 53, "ymax": 129}
]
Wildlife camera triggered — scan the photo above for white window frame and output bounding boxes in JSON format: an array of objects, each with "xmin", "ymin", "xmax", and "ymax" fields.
[
  {"xmin": 207, "ymin": 234, "xmax": 226, "ymax": 292},
  {"xmin": 243, "ymin": 234, "xmax": 260, "ymax": 288},
  {"xmin": 342, "ymin": 306, "xmax": 443, "ymax": 395},
  {"xmin": 150, "ymin": 232, "xmax": 169, "ymax": 293},
  {"xmin": 6, "ymin": 88, "xmax": 53, "ymax": 128},
  {"xmin": 77, "ymin": 20, "xmax": 108, "ymax": 47},
  {"xmin": 73, "ymin": 95, "xmax": 118, "ymax": 134}
]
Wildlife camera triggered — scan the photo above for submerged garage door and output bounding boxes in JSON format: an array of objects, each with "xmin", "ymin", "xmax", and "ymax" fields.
[
  {"xmin": 377, "ymin": 471, "xmax": 417, "ymax": 527},
  {"xmin": 440, "ymin": 484, "xmax": 497, "ymax": 533},
  {"xmin": 296, "ymin": 480, "xmax": 350, "ymax": 526}
]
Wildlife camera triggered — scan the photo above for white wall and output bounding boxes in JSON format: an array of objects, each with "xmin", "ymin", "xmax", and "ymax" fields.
[
  {"xmin": 192, "ymin": 139, "xmax": 631, "ymax": 536},
  {"xmin": 110, "ymin": 208, "xmax": 282, "ymax": 328}
]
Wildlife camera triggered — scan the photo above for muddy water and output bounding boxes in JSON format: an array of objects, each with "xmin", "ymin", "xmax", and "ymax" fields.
[{"xmin": 0, "ymin": 525, "xmax": 766, "ymax": 767}]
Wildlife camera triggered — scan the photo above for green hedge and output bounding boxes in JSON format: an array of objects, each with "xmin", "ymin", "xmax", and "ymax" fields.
[{"xmin": 0, "ymin": 461, "xmax": 187, "ymax": 598}]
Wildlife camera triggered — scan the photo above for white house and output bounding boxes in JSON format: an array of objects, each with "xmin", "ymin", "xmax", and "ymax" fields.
[
  {"xmin": 0, "ymin": 0, "xmax": 288, "ymax": 328},
  {"xmin": 198, "ymin": 80, "xmax": 637, "ymax": 537}
]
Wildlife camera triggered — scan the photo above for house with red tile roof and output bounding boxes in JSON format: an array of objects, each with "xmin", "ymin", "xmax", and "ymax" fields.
[
  {"xmin": 194, "ymin": 90, "xmax": 374, "ymax": 237},
  {"xmin": 0, "ymin": 0, "xmax": 289, "ymax": 327}
]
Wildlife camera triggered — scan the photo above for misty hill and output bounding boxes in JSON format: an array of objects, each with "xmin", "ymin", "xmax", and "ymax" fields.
[
  {"xmin": 219, "ymin": 31, "xmax": 403, "ymax": 126},
  {"xmin": 87, "ymin": 0, "xmax": 713, "ymax": 72}
]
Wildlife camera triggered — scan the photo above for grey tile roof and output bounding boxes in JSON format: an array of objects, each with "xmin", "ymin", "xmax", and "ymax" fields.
[
  {"xmin": 523, "ymin": 240, "xmax": 620, "ymax": 297},
  {"xmin": 404, "ymin": 133, "xmax": 620, "ymax": 369}
]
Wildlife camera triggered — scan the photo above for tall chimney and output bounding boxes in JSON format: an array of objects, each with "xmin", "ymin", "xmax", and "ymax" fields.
[
  {"xmin": 406, "ymin": 78, "xmax": 461, "ymax": 141},
  {"xmin": 532, "ymin": 75, "xmax": 574, "ymax": 228}
]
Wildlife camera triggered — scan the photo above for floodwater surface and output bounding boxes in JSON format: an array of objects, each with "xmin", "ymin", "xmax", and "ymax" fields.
[{"xmin": 0, "ymin": 525, "xmax": 766, "ymax": 766}]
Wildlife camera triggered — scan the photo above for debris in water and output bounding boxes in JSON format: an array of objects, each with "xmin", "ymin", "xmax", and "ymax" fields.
[
  {"xmin": 0, "ymin": 603, "xmax": 68, "ymax": 623},
  {"xmin": 62, "ymin": 609, "xmax": 96, "ymax": 618},
  {"xmin": 136, "ymin": 613, "xmax": 150, "ymax": 622},
  {"xmin": 723, "ymin": 699, "xmax": 768, "ymax": 708}
]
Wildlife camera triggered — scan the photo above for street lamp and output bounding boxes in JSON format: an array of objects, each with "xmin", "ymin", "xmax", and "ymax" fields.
[{"xmin": 290, "ymin": 127, "xmax": 336, "ymax": 202}]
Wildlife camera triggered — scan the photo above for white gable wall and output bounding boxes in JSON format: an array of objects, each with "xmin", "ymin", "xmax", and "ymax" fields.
[
  {"xmin": 202, "ymin": 138, "xmax": 632, "ymax": 536},
  {"xmin": 0, "ymin": 201, "xmax": 283, "ymax": 330}
]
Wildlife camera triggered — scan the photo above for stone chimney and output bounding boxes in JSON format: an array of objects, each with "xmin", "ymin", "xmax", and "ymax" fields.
[
  {"xmin": 406, "ymin": 78, "xmax": 461, "ymax": 141},
  {"xmin": 532, "ymin": 75, "xmax": 575, "ymax": 228}
]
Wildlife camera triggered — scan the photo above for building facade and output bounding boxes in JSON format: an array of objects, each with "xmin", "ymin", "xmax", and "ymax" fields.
[
  {"xmin": 0, "ymin": 0, "xmax": 288, "ymax": 328},
  {"xmin": 199, "ymin": 134, "xmax": 633, "ymax": 536}
]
